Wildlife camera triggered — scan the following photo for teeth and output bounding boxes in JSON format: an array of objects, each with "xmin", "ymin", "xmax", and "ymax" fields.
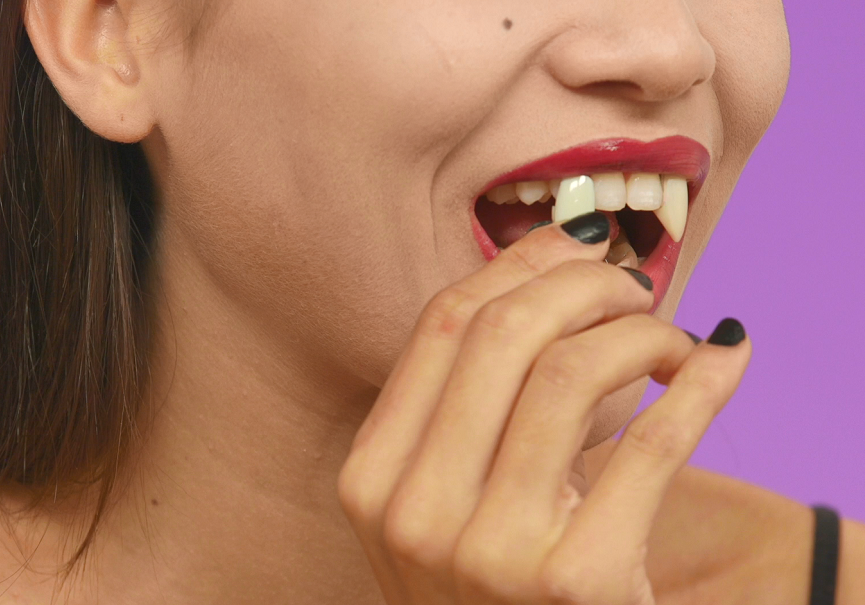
[
  {"xmin": 515, "ymin": 181, "xmax": 549, "ymax": 205},
  {"xmin": 626, "ymin": 173, "xmax": 663, "ymax": 211},
  {"xmin": 485, "ymin": 171, "xmax": 690, "ymax": 244},
  {"xmin": 552, "ymin": 176, "xmax": 595, "ymax": 223},
  {"xmin": 592, "ymin": 173, "xmax": 627, "ymax": 211},
  {"xmin": 654, "ymin": 176, "xmax": 688, "ymax": 242},
  {"xmin": 605, "ymin": 231, "xmax": 639, "ymax": 268},
  {"xmin": 487, "ymin": 183, "xmax": 517, "ymax": 204},
  {"xmin": 616, "ymin": 252, "xmax": 640, "ymax": 268}
]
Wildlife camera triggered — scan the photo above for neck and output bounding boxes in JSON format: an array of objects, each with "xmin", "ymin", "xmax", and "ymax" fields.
[{"xmin": 3, "ymin": 227, "xmax": 387, "ymax": 605}]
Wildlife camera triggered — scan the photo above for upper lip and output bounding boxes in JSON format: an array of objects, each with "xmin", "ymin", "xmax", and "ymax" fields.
[{"xmin": 474, "ymin": 135, "xmax": 711, "ymax": 205}]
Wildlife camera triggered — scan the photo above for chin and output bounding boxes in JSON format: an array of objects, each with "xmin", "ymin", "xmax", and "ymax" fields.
[
  {"xmin": 582, "ymin": 376, "xmax": 650, "ymax": 449},
  {"xmin": 579, "ymin": 279, "xmax": 687, "ymax": 449}
]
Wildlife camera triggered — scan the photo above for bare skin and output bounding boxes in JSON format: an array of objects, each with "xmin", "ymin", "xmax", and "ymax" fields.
[{"xmin": 3, "ymin": 0, "xmax": 863, "ymax": 603}]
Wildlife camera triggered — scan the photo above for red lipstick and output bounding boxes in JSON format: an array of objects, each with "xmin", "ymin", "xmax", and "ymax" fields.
[{"xmin": 470, "ymin": 136, "xmax": 711, "ymax": 313}]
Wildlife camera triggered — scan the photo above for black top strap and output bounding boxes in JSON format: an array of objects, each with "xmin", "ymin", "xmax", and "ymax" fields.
[{"xmin": 809, "ymin": 505, "xmax": 841, "ymax": 605}]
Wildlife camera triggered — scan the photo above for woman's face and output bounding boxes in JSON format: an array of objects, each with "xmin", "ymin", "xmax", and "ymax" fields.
[{"xmin": 140, "ymin": 0, "xmax": 790, "ymax": 445}]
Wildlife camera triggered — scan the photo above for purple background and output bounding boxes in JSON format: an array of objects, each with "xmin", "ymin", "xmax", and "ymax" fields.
[{"xmin": 636, "ymin": 2, "xmax": 865, "ymax": 519}]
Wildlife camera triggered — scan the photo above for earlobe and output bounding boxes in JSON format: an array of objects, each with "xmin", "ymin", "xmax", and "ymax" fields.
[{"xmin": 23, "ymin": 0, "xmax": 155, "ymax": 143}]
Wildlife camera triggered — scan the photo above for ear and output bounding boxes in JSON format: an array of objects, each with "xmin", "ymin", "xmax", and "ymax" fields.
[{"xmin": 23, "ymin": 0, "xmax": 156, "ymax": 143}]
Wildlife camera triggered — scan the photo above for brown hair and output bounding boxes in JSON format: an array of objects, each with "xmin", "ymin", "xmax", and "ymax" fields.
[{"xmin": 0, "ymin": 0, "xmax": 157, "ymax": 576}]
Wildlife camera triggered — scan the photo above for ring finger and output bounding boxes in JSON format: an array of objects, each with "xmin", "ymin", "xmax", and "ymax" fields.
[{"xmin": 460, "ymin": 314, "xmax": 696, "ymax": 573}]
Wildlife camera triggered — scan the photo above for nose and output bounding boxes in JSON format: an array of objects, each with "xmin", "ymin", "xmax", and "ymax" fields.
[{"xmin": 543, "ymin": 0, "xmax": 716, "ymax": 102}]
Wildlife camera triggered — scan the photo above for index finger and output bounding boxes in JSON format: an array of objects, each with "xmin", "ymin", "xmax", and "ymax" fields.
[{"xmin": 341, "ymin": 213, "xmax": 613, "ymax": 511}]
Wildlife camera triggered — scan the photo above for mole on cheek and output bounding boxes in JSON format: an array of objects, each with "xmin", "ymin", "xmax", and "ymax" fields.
[{"xmin": 503, "ymin": 18, "xmax": 513, "ymax": 30}]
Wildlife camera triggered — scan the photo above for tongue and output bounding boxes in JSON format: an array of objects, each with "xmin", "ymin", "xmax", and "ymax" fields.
[{"xmin": 475, "ymin": 197, "xmax": 620, "ymax": 248}]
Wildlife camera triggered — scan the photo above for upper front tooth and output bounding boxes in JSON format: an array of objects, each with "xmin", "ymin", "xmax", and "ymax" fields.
[
  {"xmin": 626, "ymin": 173, "xmax": 662, "ymax": 210},
  {"xmin": 654, "ymin": 176, "xmax": 688, "ymax": 242},
  {"xmin": 548, "ymin": 179, "xmax": 562, "ymax": 198},
  {"xmin": 515, "ymin": 181, "xmax": 549, "ymax": 205},
  {"xmin": 553, "ymin": 176, "xmax": 595, "ymax": 222},
  {"xmin": 592, "ymin": 173, "xmax": 627, "ymax": 211},
  {"xmin": 487, "ymin": 183, "xmax": 517, "ymax": 204}
]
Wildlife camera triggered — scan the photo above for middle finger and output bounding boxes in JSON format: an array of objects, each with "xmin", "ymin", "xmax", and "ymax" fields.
[
  {"xmin": 395, "ymin": 260, "xmax": 655, "ymax": 539},
  {"xmin": 476, "ymin": 315, "xmax": 696, "ymax": 545}
]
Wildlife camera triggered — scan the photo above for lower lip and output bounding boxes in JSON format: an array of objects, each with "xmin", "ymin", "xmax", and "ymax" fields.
[{"xmin": 470, "ymin": 209, "xmax": 683, "ymax": 314}]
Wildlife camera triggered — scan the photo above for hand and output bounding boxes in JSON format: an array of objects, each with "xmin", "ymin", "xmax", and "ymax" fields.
[
  {"xmin": 338, "ymin": 213, "xmax": 752, "ymax": 605},
  {"xmin": 585, "ymin": 440, "xmax": 814, "ymax": 605}
]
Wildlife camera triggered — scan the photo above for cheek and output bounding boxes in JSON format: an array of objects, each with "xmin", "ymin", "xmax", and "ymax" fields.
[
  {"xmin": 664, "ymin": 0, "xmax": 790, "ymax": 307},
  {"xmin": 699, "ymin": 0, "xmax": 791, "ymax": 155},
  {"xmin": 156, "ymin": 0, "xmax": 510, "ymax": 262},
  {"xmin": 145, "ymin": 3, "xmax": 537, "ymax": 383}
]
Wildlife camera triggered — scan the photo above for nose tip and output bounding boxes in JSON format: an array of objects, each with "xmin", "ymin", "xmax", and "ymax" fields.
[
  {"xmin": 544, "ymin": 2, "xmax": 716, "ymax": 103},
  {"xmin": 628, "ymin": 33, "xmax": 716, "ymax": 101}
]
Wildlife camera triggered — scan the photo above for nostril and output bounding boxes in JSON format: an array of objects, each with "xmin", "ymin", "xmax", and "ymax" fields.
[{"xmin": 584, "ymin": 80, "xmax": 643, "ymax": 97}]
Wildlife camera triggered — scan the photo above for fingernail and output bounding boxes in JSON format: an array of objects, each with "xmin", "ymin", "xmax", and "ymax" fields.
[
  {"xmin": 560, "ymin": 211, "xmax": 610, "ymax": 244},
  {"xmin": 620, "ymin": 267, "xmax": 653, "ymax": 291},
  {"xmin": 527, "ymin": 220, "xmax": 553, "ymax": 234},
  {"xmin": 707, "ymin": 318, "xmax": 747, "ymax": 346},
  {"xmin": 684, "ymin": 330, "xmax": 702, "ymax": 345}
]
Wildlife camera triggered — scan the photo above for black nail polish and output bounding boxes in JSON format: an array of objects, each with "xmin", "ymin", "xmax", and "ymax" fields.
[
  {"xmin": 527, "ymin": 220, "xmax": 552, "ymax": 234},
  {"xmin": 684, "ymin": 330, "xmax": 702, "ymax": 345},
  {"xmin": 620, "ymin": 267, "xmax": 653, "ymax": 291},
  {"xmin": 707, "ymin": 318, "xmax": 746, "ymax": 346},
  {"xmin": 560, "ymin": 212, "xmax": 610, "ymax": 244}
]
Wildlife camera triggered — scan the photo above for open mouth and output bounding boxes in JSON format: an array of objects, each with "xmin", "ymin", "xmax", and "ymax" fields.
[{"xmin": 474, "ymin": 172, "xmax": 688, "ymax": 269}]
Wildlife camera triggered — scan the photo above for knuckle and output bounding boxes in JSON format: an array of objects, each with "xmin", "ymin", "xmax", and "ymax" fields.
[
  {"xmin": 575, "ymin": 257, "xmax": 610, "ymax": 281},
  {"xmin": 538, "ymin": 558, "xmax": 642, "ymax": 605},
  {"xmin": 678, "ymin": 365, "xmax": 731, "ymax": 400},
  {"xmin": 505, "ymin": 241, "xmax": 558, "ymax": 276},
  {"xmin": 560, "ymin": 258, "xmax": 609, "ymax": 290},
  {"xmin": 639, "ymin": 314, "xmax": 696, "ymax": 348},
  {"xmin": 452, "ymin": 534, "xmax": 536, "ymax": 599},
  {"xmin": 453, "ymin": 541, "xmax": 506, "ymax": 593},
  {"xmin": 336, "ymin": 455, "xmax": 386, "ymax": 524},
  {"xmin": 624, "ymin": 413, "xmax": 693, "ymax": 461},
  {"xmin": 618, "ymin": 312, "xmax": 663, "ymax": 334},
  {"xmin": 561, "ymin": 261, "xmax": 651, "ymax": 313},
  {"xmin": 419, "ymin": 287, "xmax": 482, "ymax": 339},
  {"xmin": 382, "ymin": 494, "xmax": 451, "ymax": 568},
  {"xmin": 537, "ymin": 563, "xmax": 596, "ymax": 604},
  {"xmin": 615, "ymin": 313, "xmax": 691, "ymax": 356},
  {"xmin": 473, "ymin": 297, "xmax": 536, "ymax": 336},
  {"xmin": 535, "ymin": 340, "xmax": 600, "ymax": 390}
]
